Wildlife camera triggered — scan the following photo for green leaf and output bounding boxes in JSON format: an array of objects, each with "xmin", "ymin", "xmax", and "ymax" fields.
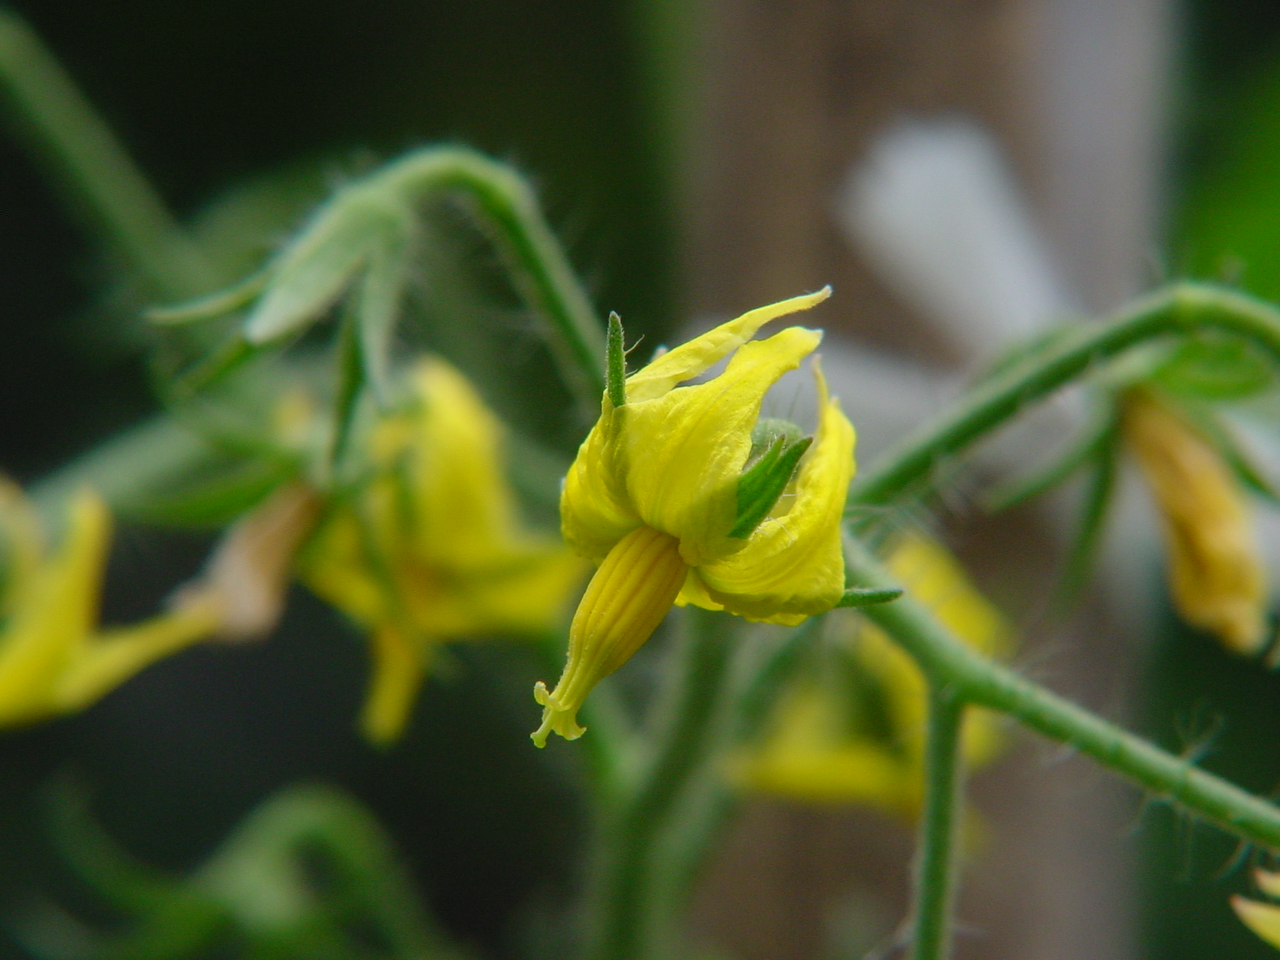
[
  {"xmin": 731, "ymin": 434, "xmax": 812, "ymax": 539},
  {"xmin": 1151, "ymin": 336, "xmax": 1276, "ymax": 400},
  {"xmin": 242, "ymin": 187, "xmax": 407, "ymax": 345}
]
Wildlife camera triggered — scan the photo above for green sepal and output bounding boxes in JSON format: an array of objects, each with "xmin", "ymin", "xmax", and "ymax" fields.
[
  {"xmin": 1151, "ymin": 335, "xmax": 1276, "ymax": 400},
  {"xmin": 835, "ymin": 586, "xmax": 904, "ymax": 608},
  {"xmin": 1054, "ymin": 437, "xmax": 1119, "ymax": 613},
  {"xmin": 730, "ymin": 434, "xmax": 812, "ymax": 539},
  {"xmin": 606, "ymin": 310, "xmax": 627, "ymax": 407},
  {"xmin": 1169, "ymin": 397, "xmax": 1280, "ymax": 505},
  {"xmin": 145, "ymin": 268, "xmax": 270, "ymax": 325},
  {"xmin": 983, "ymin": 401, "xmax": 1119, "ymax": 513},
  {"xmin": 168, "ymin": 335, "xmax": 258, "ymax": 397},
  {"xmin": 329, "ymin": 303, "xmax": 369, "ymax": 474},
  {"xmin": 355, "ymin": 236, "xmax": 409, "ymax": 408},
  {"xmin": 127, "ymin": 458, "xmax": 298, "ymax": 529}
]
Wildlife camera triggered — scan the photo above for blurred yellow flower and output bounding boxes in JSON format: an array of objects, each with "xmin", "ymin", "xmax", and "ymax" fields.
[
  {"xmin": 733, "ymin": 533, "xmax": 1011, "ymax": 817},
  {"xmin": 0, "ymin": 480, "xmax": 218, "ymax": 726},
  {"xmin": 1122, "ymin": 390, "xmax": 1268, "ymax": 655},
  {"xmin": 299, "ymin": 357, "xmax": 585, "ymax": 745},
  {"xmin": 1232, "ymin": 868, "xmax": 1280, "ymax": 950},
  {"xmin": 533, "ymin": 288, "xmax": 856, "ymax": 745}
]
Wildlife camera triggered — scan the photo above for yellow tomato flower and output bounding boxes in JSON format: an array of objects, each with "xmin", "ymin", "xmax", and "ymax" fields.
[
  {"xmin": 299, "ymin": 356, "xmax": 585, "ymax": 745},
  {"xmin": 533, "ymin": 288, "xmax": 856, "ymax": 746},
  {"xmin": 1233, "ymin": 868, "xmax": 1280, "ymax": 950},
  {"xmin": 0, "ymin": 480, "xmax": 219, "ymax": 726},
  {"xmin": 733, "ymin": 533, "xmax": 1011, "ymax": 816},
  {"xmin": 1122, "ymin": 390, "xmax": 1268, "ymax": 655}
]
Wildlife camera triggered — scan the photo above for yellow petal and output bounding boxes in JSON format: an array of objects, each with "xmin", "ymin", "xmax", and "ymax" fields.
[
  {"xmin": 53, "ymin": 605, "xmax": 220, "ymax": 712},
  {"xmin": 623, "ymin": 327, "xmax": 823, "ymax": 566},
  {"xmin": 625, "ymin": 288, "xmax": 830, "ymax": 402},
  {"xmin": 405, "ymin": 357, "xmax": 521, "ymax": 567},
  {"xmin": 533, "ymin": 525, "xmax": 688, "ymax": 746},
  {"xmin": 299, "ymin": 507, "xmax": 393, "ymax": 627},
  {"xmin": 1258, "ymin": 869, "xmax": 1280, "ymax": 900},
  {"xmin": 693, "ymin": 358, "xmax": 853, "ymax": 619},
  {"xmin": 0, "ymin": 476, "xmax": 45, "ymax": 616},
  {"xmin": 734, "ymin": 738, "xmax": 915, "ymax": 812},
  {"xmin": 1123, "ymin": 391, "xmax": 1267, "ymax": 655},
  {"xmin": 0, "ymin": 489, "xmax": 109, "ymax": 725},
  {"xmin": 361, "ymin": 623, "xmax": 425, "ymax": 746},
  {"xmin": 1234, "ymin": 896, "xmax": 1280, "ymax": 950},
  {"xmin": 559, "ymin": 406, "xmax": 642, "ymax": 563},
  {"xmin": 730, "ymin": 687, "xmax": 915, "ymax": 812}
]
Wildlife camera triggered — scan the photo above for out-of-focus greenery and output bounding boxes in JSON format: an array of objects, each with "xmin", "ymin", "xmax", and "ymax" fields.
[
  {"xmin": 1149, "ymin": 3, "xmax": 1280, "ymax": 957},
  {"xmin": 0, "ymin": 4, "xmax": 676, "ymax": 959}
]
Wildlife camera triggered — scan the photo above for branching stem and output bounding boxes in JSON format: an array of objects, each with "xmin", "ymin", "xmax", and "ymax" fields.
[
  {"xmin": 849, "ymin": 283, "xmax": 1280, "ymax": 511},
  {"xmin": 378, "ymin": 148, "xmax": 606, "ymax": 413},
  {"xmin": 844, "ymin": 536, "xmax": 1280, "ymax": 849}
]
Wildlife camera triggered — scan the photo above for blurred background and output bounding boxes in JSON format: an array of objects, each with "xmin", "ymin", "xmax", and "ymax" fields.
[{"xmin": 2, "ymin": 0, "xmax": 1280, "ymax": 958}]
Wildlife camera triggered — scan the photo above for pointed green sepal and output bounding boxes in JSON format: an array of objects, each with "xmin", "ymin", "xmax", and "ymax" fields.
[
  {"xmin": 145, "ymin": 268, "xmax": 271, "ymax": 325},
  {"xmin": 730, "ymin": 434, "xmax": 812, "ymax": 539},
  {"xmin": 606, "ymin": 311, "xmax": 627, "ymax": 408},
  {"xmin": 835, "ymin": 586, "xmax": 903, "ymax": 607}
]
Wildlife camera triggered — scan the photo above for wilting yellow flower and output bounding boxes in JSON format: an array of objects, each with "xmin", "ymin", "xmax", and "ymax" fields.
[
  {"xmin": 1232, "ymin": 868, "xmax": 1280, "ymax": 950},
  {"xmin": 299, "ymin": 357, "xmax": 585, "ymax": 745},
  {"xmin": 733, "ymin": 533, "xmax": 1011, "ymax": 816},
  {"xmin": 533, "ymin": 288, "xmax": 856, "ymax": 745},
  {"xmin": 0, "ymin": 480, "xmax": 218, "ymax": 726},
  {"xmin": 1122, "ymin": 390, "xmax": 1267, "ymax": 655}
]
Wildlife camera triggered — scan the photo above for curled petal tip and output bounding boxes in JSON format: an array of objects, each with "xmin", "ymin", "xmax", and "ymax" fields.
[{"xmin": 531, "ymin": 681, "xmax": 585, "ymax": 747}]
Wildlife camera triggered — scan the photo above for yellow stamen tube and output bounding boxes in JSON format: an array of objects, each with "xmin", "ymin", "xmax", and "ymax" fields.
[{"xmin": 532, "ymin": 525, "xmax": 688, "ymax": 746}]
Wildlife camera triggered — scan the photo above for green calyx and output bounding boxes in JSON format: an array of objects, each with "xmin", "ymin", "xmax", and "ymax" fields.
[{"xmin": 730, "ymin": 419, "xmax": 811, "ymax": 539}]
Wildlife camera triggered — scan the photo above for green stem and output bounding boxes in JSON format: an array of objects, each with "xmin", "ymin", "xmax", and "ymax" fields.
[
  {"xmin": 589, "ymin": 608, "xmax": 736, "ymax": 960},
  {"xmin": 198, "ymin": 784, "xmax": 454, "ymax": 960},
  {"xmin": 910, "ymin": 689, "xmax": 965, "ymax": 960},
  {"xmin": 849, "ymin": 283, "xmax": 1280, "ymax": 511},
  {"xmin": 380, "ymin": 147, "xmax": 606, "ymax": 414},
  {"xmin": 0, "ymin": 9, "xmax": 214, "ymax": 299},
  {"xmin": 844, "ymin": 536, "xmax": 1280, "ymax": 849}
]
